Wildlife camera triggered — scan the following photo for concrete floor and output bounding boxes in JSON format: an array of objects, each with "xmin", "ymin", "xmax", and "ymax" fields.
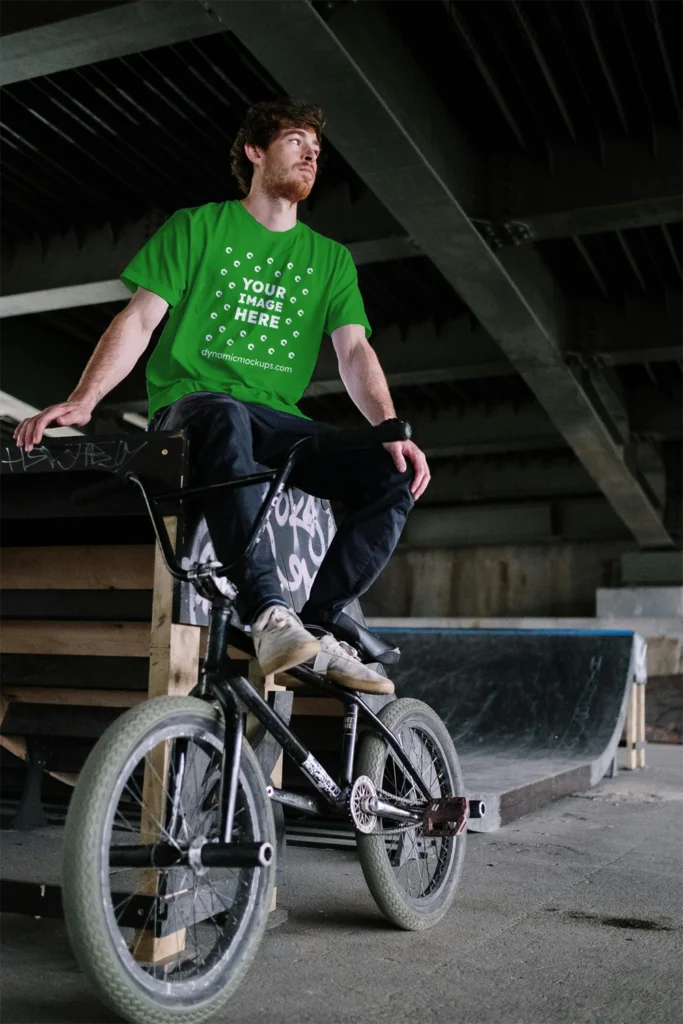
[{"xmin": 1, "ymin": 744, "xmax": 681, "ymax": 1024}]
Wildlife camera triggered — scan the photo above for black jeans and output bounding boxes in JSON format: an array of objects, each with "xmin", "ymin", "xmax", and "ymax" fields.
[{"xmin": 151, "ymin": 392, "xmax": 414, "ymax": 625}]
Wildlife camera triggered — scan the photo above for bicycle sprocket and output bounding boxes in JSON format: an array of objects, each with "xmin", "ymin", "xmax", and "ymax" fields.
[{"xmin": 349, "ymin": 774, "xmax": 378, "ymax": 834}]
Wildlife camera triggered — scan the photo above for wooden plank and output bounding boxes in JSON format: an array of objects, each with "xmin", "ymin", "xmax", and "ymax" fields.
[
  {"xmin": 1, "ymin": 687, "xmax": 144, "ymax": 708},
  {"xmin": 1, "ymin": 546, "xmax": 155, "ymax": 590},
  {"xmin": 1, "ymin": 703, "xmax": 122, "ymax": 737},
  {"xmin": 0, "ymin": 653, "xmax": 150, "ymax": 691},
  {"xmin": 1, "ymin": 621, "xmax": 152, "ymax": 657},
  {"xmin": 291, "ymin": 697, "xmax": 345, "ymax": 717},
  {"xmin": 0, "ymin": 590, "xmax": 154, "ymax": 621}
]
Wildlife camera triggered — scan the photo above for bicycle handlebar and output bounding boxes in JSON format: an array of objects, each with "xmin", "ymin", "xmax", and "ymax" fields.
[{"xmin": 71, "ymin": 419, "xmax": 412, "ymax": 507}]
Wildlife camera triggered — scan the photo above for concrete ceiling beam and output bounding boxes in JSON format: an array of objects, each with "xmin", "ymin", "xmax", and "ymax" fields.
[
  {"xmin": 0, "ymin": 1, "xmax": 224, "ymax": 86},
  {"xmin": 211, "ymin": 0, "xmax": 671, "ymax": 547},
  {"xmin": 481, "ymin": 132, "xmax": 682, "ymax": 241}
]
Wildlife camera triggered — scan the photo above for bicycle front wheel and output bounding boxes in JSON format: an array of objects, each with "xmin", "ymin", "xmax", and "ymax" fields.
[
  {"xmin": 62, "ymin": 696, "xmax": 275, "ymax": 1024},
  {"xmin": 355, "ymin": 697, "xmax": 466, "ymax": 931}
]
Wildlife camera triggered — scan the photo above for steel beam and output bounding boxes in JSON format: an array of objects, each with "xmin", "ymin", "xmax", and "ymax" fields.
[
  {"xmin": 0, "ymin": 214, "xmax": 417, "ymax": 310},
  {"xmin": 569, "ymin": 296, "xmax": 683, "ymax": 367},
  {"xmin": 423, "ymin": 453, "xmax": 597, "ymax": 506},
  {"xmin": 308, "ymin": 402, "xmax": 567, "ymax": 458},
  {"xmin": 400, "ymin": 497, "xmax": 630, "ymax": 548},
  {"xmin": 212, "ymin": 0, "xmax": 671, "ymax": 547},
  {"xmin": 307, "ymin": 315, "xmax": 511, "ymax": 396},
  {"xmin": 0, "ymin": 316, "xmax": 93, "ymax": 411},
  {"xmin": 481, "ymin": 132, "xmax": 682, "ymax": 241},
  {"xmin": 0, "ymin": 391, "xmax": 82, "ymax": 437},
  {"xmin": 0, "ymin": 1, "xmax": 223, "ymax": 87}
]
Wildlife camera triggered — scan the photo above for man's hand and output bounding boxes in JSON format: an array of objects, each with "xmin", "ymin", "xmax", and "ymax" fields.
[
  {"xmin": 383, "ymin": 439, "xmax": 431, "ymax": 500},
  {"xmin": 13, "ymin": 399, "xmax": 94, "ymax": 452}
]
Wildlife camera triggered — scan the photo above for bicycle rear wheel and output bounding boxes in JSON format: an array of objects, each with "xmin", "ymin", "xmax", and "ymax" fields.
[
  {"xmin": 355, "ymin": 698, "xmax": 466, "ymax": 931},
  {"xmin": 62, "ymin": 696, "xmax": 275, "ymax": 1024}
]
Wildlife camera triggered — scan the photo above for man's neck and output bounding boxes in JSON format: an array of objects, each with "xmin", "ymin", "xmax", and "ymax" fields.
[{"xmin": 240, "ymin": 192, "xmax": 298, "ymax": 233}]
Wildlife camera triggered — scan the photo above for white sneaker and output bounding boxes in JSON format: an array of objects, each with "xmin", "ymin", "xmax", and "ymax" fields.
[
  {"xmin": 313, "ymin": 634, "xmax": 394, "ymax": 695},
  {"xmin": 252, "ymin": 605, "xmax": 321, "ymax": 677}
]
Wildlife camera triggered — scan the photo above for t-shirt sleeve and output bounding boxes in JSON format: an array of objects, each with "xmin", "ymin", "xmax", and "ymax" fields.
[
  {"xmin": 324, "ymin": 247, "xmax": 372, "ymax": 338},
  {"xmin": 120, "ymin": 209, "xmax": 192, "ymax": 308}
]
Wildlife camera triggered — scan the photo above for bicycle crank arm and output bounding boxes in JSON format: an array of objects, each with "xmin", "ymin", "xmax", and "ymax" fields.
[
  {"xmin": 109, "ymin": 841, "xmax": 272, "ymax": 870},
  {"xmin": 366, "ymin": 798, "xmax": 423, "ymax": 823}
]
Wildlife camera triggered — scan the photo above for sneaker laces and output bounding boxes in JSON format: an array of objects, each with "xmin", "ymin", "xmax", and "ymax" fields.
[{"xmin": 320, "ymin": 633, "xmax": 362, "ymax": 663}]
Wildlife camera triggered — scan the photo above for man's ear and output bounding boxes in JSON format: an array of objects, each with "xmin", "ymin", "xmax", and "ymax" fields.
[{"xmin": 244, "ymin": 142, "xmax": 263, "ymax": 168}]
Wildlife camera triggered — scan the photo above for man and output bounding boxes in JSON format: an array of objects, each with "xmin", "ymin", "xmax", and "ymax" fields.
[{"xmin": 14, "ymin": 99, "xmax": 430, "ymax": 692}]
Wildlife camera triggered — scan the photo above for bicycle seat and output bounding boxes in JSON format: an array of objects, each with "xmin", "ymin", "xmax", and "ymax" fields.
[{"xmin": 306, "ymin": 611, "xmax": 400, "ymax": 667}]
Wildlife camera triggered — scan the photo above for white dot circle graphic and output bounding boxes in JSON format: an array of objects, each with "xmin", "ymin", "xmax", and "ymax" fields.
[
  {"xmin": 290, "ymin": 296, "xmax": 296, "ymax": 304},
  {"xmin": 281, "ymin": 339, "xmax": 287, "ymax": 346},
  {"xmin": 211, "ymin": 312, "xmax": 218, "ymax": 319},
  {"xmin": 285, "ymin": 318, "xmax": 291, "ymax": 324},
  {"xmin": 298, "ymin": 309, "xmax": 304, "ymax": 316},
  {"xmin": 205, "ymin": 334, "xmax": 212, "ymax": 341},
  {"xmin": 267, "ymin": 257, "xmax": 273, "ymax": 264},
  {"xmin": 221, "ymin": 269, "xmax": 227, "ymax": 276},
  {"xmin": 216, "ymin": 290, "xmax": 223, "ymax": 297},
  {"xmin": 219, "ymin": 326, "xmax": 225, "ymax": 333},
  {"xmin": 240, "ymin": 330, "xmax": 247, "ymax": 337},
  {"xmin": 288, "ymin": 352, "xmax": 295, "ymax": 359},
  {"xmin": 234, "ymin": 260, "xmax": 240, "ymax": 267},
  {"xmin": 293, "ymin": 330, "xmax": 299, "ymax": 337},
  {"xmin": 225, "ymin": 247, "xmax": 232, "ymax": 253},
  {"xmin": 302, "ymin": 288, "xmax": 308, "ymax": 295},
  {"xmin": 295, "ymin": 275, "xmax": 301, "ymax": 282},
  {"xmin": 287, "ymin": 262, "xmax": 294, "ymax": 269},
  {"xmin": 268, "ymin": 348, "xmax": 274, "ymax": 354},
  {"xmin": 275, "ymin": 271, "xmax": 281, "ymax": 278},
  {"xmin": 307, "ymin": 267, "xmax": 313, "ymax": 274},
  {"xmin": 261, "ymin": 334, "xmax": 267, "ymax": 341},
  {"xmin": 228, "ymin": 282, "xmax": 235, "ymax": 289},
  {"xmin": 248, "ymin": 344, "xmax": 254, "ymax": 351},
  {"xmin": 255, "ymin": 265, "xmax": 261, "ymax": 272},
  {"xmin": 227, "ymin": 339, "xmax": 233, "ymax": 345},
  {"xmin": 247, "ymin": 252, "xmax": 253, "ymax": 259},
  {"xmin": 224, "ymin": 303, "xmax": 231, "ymax": 310}
]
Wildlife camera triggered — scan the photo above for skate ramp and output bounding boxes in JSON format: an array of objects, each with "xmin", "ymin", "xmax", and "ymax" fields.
[{"xmin": 374, "ymin": 627, "xmax": 646, "ymax": 831}]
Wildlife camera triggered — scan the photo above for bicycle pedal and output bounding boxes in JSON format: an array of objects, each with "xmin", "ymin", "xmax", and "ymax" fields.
[{"xmin": 422, "ymin": 796, "xmax": 469, "ymax": 837}]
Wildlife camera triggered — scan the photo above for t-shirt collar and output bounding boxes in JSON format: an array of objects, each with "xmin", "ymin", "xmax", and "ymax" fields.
[{"xmin": 233, "ymin": 199, "xmax": 301, "ymax": 239}]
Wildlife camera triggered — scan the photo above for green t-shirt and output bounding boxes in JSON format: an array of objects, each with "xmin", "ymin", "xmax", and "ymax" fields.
[{"xmin": 120, "ymin": 200, "xmax": 371, "ymax": 419}]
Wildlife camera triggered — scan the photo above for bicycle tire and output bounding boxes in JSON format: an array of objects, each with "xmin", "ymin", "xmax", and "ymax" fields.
[
  {"xmin": 355, "ymin": 698, "xmax": 466, "ymax": 931},
  {"xmin": 62, "ymin": 696, "xmax": 275, "ymax": 1024}
]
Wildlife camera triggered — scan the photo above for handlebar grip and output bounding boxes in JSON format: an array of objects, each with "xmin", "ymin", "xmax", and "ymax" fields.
[
  {"xmin": 311, "ymin": 419, "xmax": 411, "ymax": 455},
  {"xmin": 71, "ymin": 472, "xmax": 131, "ymax": 507}
]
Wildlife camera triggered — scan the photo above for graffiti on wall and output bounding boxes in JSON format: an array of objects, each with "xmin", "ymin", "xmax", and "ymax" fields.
[{"xmin": 175, "ymin": 484, "xmax": 339, "ymax": 627}]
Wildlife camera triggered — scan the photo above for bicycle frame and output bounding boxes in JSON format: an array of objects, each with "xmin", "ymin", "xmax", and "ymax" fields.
[
  {"xmin": 120, "ymin": 433, "xmax": 433, "ymax": 844},
  {"xmin": 194, "ymin": 592, "xmax": 431, "ymax": 844}
]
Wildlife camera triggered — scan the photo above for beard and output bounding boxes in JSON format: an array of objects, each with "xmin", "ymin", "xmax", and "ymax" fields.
[{"xmin": 261, "ymin": 163, "xmax": 314, "ymax": 203}]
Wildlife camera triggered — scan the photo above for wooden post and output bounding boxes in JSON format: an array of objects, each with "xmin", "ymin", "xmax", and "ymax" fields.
[
  {"xmin": 624, "ymin": 682, "xmax": 638, "ymax": 771},
  {"xmin": 636, "ymin": 682, "xmax": 646, "ymax": 769},
  {"xmin": 133, "ymin": 517, "xmax": 201, "ymax": 963}
]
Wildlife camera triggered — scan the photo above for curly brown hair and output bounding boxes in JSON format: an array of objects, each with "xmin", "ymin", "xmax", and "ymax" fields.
[{"xmin": 230, "ymin": 98, "xmax": 326, "ymax": 195}]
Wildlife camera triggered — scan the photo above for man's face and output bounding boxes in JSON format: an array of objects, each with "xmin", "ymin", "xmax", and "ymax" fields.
[{"xmin": 256, "ymin": 126, "xmax": 320, "ymax": 202}]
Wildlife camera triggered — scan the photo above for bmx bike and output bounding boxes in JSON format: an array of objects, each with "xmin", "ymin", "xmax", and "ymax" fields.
[{"xmin": 61, "ymin": 418, "xmax": 477, "ymax": 1024}]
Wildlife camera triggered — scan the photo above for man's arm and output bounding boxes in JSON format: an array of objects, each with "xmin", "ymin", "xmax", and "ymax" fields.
[
  {"xmin": 13, "ymin": 288, "xmax": 169, "ymax": 452},
  {"xmin": 331, "ymin": 324, "xmax": 430, "ymax": 499}
]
